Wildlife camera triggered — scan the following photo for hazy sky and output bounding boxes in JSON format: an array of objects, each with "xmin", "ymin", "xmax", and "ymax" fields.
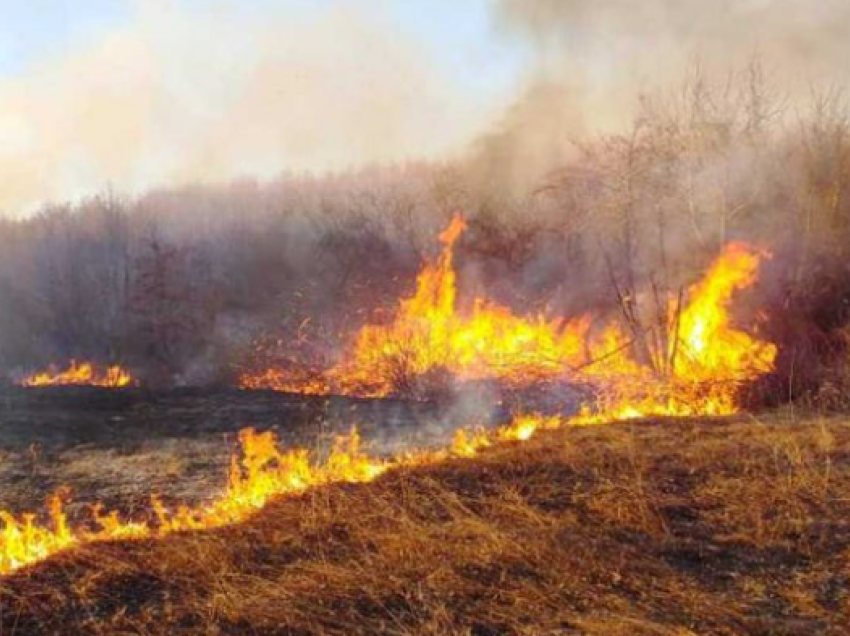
[
  {"xmin": 0, "ymin": 0, "xmax": 526, "ymax": 89},
  {"xmin": 0, "ymin": 0, "xmax": 530, "ymax": 214},
  {"xmin": 6, "ymin": 0, "xmax": 845, "ymax": 215},
  {"xmin": 0, "ymin": 1, "xmax": 127, "ymax": 75}
]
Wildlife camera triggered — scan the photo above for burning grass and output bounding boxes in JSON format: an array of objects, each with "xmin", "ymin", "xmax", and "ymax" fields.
[
  {"xmin": 20, "ymin": 361, "xmax": 135, "ymax": 388},
  {"xmin": 0, "ymin": 411, "xmax": 584, "ymax": 578},
  {"xmin": 2, "ymin": 412, "xmax": 849, "ymax": 635},
  {"xmin": 241, "ymin": 217, "xmax": 777, "ymax": 421},
  {"xmin": 0, "ymin": 212, "xmax": 816, "ymax": 633}
]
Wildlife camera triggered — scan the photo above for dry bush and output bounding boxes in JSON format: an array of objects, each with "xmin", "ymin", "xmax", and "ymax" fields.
[{"xmin": 807, "ymin": 327, "xmax": 850, "ymax": 411}]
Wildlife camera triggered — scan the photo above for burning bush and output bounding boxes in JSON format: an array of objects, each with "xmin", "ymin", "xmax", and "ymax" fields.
[{"xmin": 241, "ymin": 216, "xmax": 777, "ymax": 424}]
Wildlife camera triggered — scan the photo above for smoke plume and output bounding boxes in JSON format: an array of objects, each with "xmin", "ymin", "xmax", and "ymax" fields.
[
  {"xmin": 474, "ymin": 0, "xmax": 850, "ymax": 192},
  {"xmin": 3, "ymin": 1, "xmax": 849, "ymax": 213}
]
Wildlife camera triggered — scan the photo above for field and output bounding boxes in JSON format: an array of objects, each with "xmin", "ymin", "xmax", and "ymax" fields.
[
  {"xmin": 1, "ymin": 404, "xmax": 848, "ymax": 635},
  {"xmin": 0, "ymin": 387, "xmax": 487, "ymax": 516},
  {"xmin": 2, "ymin": 0, "xmax": 850, "ymax": 634}
]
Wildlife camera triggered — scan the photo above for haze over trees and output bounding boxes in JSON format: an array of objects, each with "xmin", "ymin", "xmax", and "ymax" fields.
[{"xmin": 0, "ymin": 69, "xmax": 848, "ymax": 403}]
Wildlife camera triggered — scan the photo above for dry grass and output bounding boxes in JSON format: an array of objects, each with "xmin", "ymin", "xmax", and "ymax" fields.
[{"xmin": 2, "ymin": 413, "xmax": 850, "ymax": 635}]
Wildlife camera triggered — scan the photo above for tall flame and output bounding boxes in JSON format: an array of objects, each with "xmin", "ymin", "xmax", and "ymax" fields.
[
  {"xmin": 676, "ymin": 242, "xmax": 776, "ymax": 380},
  {"xmin": 572, "ymin": 243, "xmax": 777, "ymax": 424},
  {"xmin": 241, "ymin": 215, "xmax": 777, "ymax": 417},
  {"xmin": 242, "ymin": 215, "xmax": 592, "ymax": 397}
]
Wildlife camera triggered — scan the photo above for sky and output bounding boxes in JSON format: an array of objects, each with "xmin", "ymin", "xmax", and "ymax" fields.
[
  {"xmin": 0, "ymin": 0, "xmax": 530, "ymax": 214},
  {"xmin": 2, "ymin": 1, "xmax": 849, "ymax": 215},
  {"xmin": 0, "ymin": 1, "xmax": 128, "ymax": 75},
  {"xmin": 0, "ymin": 0, "xmax": 526, "ymax": 90}
]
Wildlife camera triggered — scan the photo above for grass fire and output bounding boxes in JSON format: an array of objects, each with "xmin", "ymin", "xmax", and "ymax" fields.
[
  {"xmin": 20, "ymin": 361, "xmax": 135, "ymax": 388},
  {"xmin": 1, "ymin": 1, "xmax": 850, "ymax": 635},
  {"xmin": 241, "ymin": 216, "xmax": 777, "ymax": 421}
]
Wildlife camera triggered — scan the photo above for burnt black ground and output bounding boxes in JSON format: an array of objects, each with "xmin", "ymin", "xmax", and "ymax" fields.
[{"xmin": 0, "ymin": 386, "xmax": 489, "ymax": 517}]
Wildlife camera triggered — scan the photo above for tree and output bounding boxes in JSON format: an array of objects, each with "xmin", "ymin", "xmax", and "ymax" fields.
[{"xmin": 126, "ymin": 229, "xmax": 204, "ymax": 387}]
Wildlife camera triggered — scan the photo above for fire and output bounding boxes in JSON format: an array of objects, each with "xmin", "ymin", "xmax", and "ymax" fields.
[
  {"xmin": 21, "ymin": 361, "xmax": 135, "ymax": 388},
  {"xmin": 1, "ymin": 218, "xmax": 780, "ymax": 576},
  {"xmin": 0, "ymin": 427, "xmax": 384, "ymax": 574},
  {"xmin": 238, "ymin": 368, "xmax": 330, "ymax": 396},
  {"xmin": 1, "ymin": 412, "xmax": 563, "ymax": 576},
  {"xmin": 241, "ymin": 216, "xmax": 592, "ymax": 397},
  {"xmin": 572, "ymin": 243, "xmax": 777, "ymax": 424},
  {"xmin": 241, "ymin": 216, "xmax": 777, "ymax": 421},
  {"xmin": 498, "ymin": 413, "xmax": 561, "ymax": 442},
  {"xmin": 676, "ymin": 242, "xmax": 776, "ymax": 381}
]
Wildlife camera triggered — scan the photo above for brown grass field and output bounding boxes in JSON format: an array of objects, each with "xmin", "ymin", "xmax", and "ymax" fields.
[{"xmin": 2, "ymin": 412, "xmax": 849, "ymax": 635}]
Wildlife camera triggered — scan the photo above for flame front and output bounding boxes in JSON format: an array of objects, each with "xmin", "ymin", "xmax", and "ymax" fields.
[
  {"xmin": 21, "ymin": 361, "xmax": 135, "ymax": 388},
  {"xmin": 242, "ymin": 216, "xmax": 777, "ymax": 420},
  {"xmin": 573, "ymin": 243, "xmax": 777, "ymax": 424},
  {"xmin": 676, "ymin": 242, "xmax": 776, "ymax": 381},
  {"xmin": 1, "ymin": 413, "xmax": 567, "ymax": 576},
  {"xmin": 333, "ymin": 215, "xmax": 597, "ymax": 396}
]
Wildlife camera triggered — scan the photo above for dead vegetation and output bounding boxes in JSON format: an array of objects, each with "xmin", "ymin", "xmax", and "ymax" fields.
[{"xmin": 2, "ymin": 412, "xmax": 849, "ymax": 635}]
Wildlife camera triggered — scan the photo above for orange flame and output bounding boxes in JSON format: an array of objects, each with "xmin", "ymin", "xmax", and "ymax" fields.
[
  {"xmin": 676, "ymin": 242, "xmax": 776, "ymax": 380},
  {"xmin": 571, "ymin": 243, "xmax": 777, "ymax": 424},
  {"xmin": 0, "ymin": 412, "xmax": 567, "ymax": 576},
  {"xmin": 21, "ymin": 361, "xmax": 135, "ymax": 388},
  {"xmin": 242, "ymin": 215, "xmax": 591, "ymax": 396},
  {"xmin": 241, "ymin": 216, "xmax": 777, "ymax": 419},
  {"xmin": 0, "ymin": 221, "xmax": 781, "ymax": 576}
]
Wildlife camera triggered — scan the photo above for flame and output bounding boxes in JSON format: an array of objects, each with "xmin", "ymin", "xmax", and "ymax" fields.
[
  {"xmin": 238, "ymin": 368, "xmax": 330, "ymax": 396},
  {"xmin": 571, "ymin": 243, "xmax": 778, "ymax": 424},
  {"xmin": 21, "ymin": 361, "xmax": 135, "ymax": 388},
  {"xmin": 0, "ymin": 427, "xmax": 387, "ymax": 574},
  {"xmin": 1, "ymin": 220, "xmax": 780, "ymax": 576},
  {"xmin": 0, "ymin": 247, "xmax": 783, "ymax": 575},
  {"xmin": 676, "ymin": 242, "xmax": 777, "ymax": 380},
  {"xmin": 242, "ymin": 215, "xmax": 591, "ymax": 396},
  {"xmin": 241, "ymin": 216, "xmax": 777, "ymax": 420},
  {"xmin": 1, "ymin": 412, "xmax": 566, "ymax": 576}
]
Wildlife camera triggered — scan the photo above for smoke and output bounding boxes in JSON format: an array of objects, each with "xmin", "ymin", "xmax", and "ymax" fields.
[
  {"xmin": 499, "ymin": 0, "xmax": 850, "ymax": 106},
  {"xmin": 0, "ymin": 0, "xmax": 501, "ymax": 215},
  {"xmin": 472, "ymin": 0, "xmax": 850, "ymax": 193},
  {"xmin": 4, "ymin": 1, "xmax": 849, "ymax": 213}
]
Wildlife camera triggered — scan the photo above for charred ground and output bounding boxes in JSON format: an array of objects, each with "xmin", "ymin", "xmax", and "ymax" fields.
[
  {"xmin": 0, "ymin": 386, "xmax": 499, "ymax": 515},
  {"xmin": 2, "ymin": 412, "xmax": 849, "ymax": 636}
]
